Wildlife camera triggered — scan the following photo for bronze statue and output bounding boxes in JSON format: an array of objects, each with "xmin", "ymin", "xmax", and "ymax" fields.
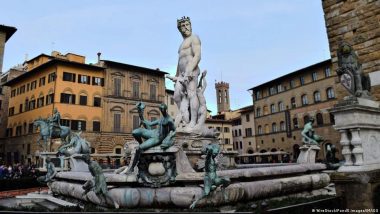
[
  {"xmin": 301, "ymin": 118, "xmax": 323, "ymax": 145},
  {"xmin": 337, "ymin": 41, "xmax": 371, "ymax": 98},
  {"xmin": 190, "ymin": 144, "xmax": 230, "ymax": 209},
  {"xmin": 126, "ymin": 102, "xmax": 176, "ymax": 174},
  {"xmin": 33, "ymin": 108, "xmax": 71, "ymax": 151},
  {"xmin": 58, "ymin": 132, "xmax": 90, "ymax": 156},
  {"xmin": 81, "ymin": 154, "xmax": 119, "ymax": 208},
  {"xmin": 49, "ymin": 108, "xmax": 61, "ymax": 138},
  {"xmin": 37, "ymin": 157, "xmax": 57, "ymax": 184}
]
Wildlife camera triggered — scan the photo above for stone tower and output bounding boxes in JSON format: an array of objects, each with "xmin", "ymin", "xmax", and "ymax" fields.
[
  {"xmin": 0, "ymin": 25, "xmax": 17, "ymax": 74},
  {"xmin": 215, "ymin": 81, "xmax": 230, "ymax": 114}
]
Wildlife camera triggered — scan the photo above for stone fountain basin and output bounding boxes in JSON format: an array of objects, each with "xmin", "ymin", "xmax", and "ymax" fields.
[{"xmin": 50, "ymin": 163, "xmax": 330, "ymax": 208}]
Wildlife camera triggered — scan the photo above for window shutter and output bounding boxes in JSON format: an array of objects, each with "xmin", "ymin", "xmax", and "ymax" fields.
[{"xmin": 60, "ymin": 94, "xmax": 64, "ymax": 103}]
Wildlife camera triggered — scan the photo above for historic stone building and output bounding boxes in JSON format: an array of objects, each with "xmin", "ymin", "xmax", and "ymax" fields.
[
  {"xmin": 2, "ymin": 51, "xmax": 104, "ymax": 164},
  {"xmin": 229, "ymin": 105, "xmax": 256, "ymax": 155},
  {"xmin": 249, "ymin": 60, "xmax": 341, "ymax": 161},
  {"xmin": 205, "ymin": 118, "xmax": 234, "ymax": 151},
  {"xmin": 0, "ymin": 51, "xmax": 170, "ymax": 165},
  {"xmin": 95, "ymin": 60, "xmax": 167, "ymax": 154},
  {"xmin": 0, "ymin": 66, "xmax": 26, "ymax": 138},
  {"xmin": 164, "ymin": 89, "xmax": 178, "ymax": 119},
  {"xmin": 0, "ymin": 24, "xmax": 17, "ymax": 74},
  {"xmin": 322, "ymin": 0, "xmax": 380, "ymax": 100}
]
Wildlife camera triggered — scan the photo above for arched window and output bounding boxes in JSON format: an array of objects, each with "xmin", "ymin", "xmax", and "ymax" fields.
[
  {"xmin": 303, "ymin": 115, "xmax": 310, "ymax": 126},
  {"xmin": 114, "ymin": 78, "xmax": 122, "ymax": 97},
  {"xmin": 264, "ymin": 124, "xmax": 269, "ymax": 134},
  {"xmin": 256, "ymin": 107, "xmax": 261, "ymax": 117},
  {"xmin": 293, "ymin": 118, "xmax": 299, "ymax": 129},
  {"xmin": 316, "ymin": 113, "xmax": 324, "ymax": 125},
  {"xmin": 258, "ymin": 125, "xmax": 263, "ymax": 135},
  {"xmin": 314, "ymin": 91, "xmax": 321, "ymax": 103},
  {"xmin": 326, "ymin": 87, "xmax": 335, "ymax": 99},
  {"xmin": 291, "ymin": 97, "xmax": 296, "ymax": 108},
  {"xmin": 29, "ymin": 97, "xmax": 36, "ymax": 110},
  {"xmin": 79, "ymin": 93, "xmax": 87, "ymax": 106},
  {"xmin": 278, "ymin": 101, "xmax": 285, "ymax": 111},
  {"xmin": 280, "ymin": 121, "xmax": 285, "ymax": 131},
  {"xmin": 270, "ymin": 104, "xmax": 276, "ymax": 113},
  {"xmin": 272, "ymin": 123, "xmax": 278, "ymax": 133},
  {"xmin": 301, "ymin": 94, "xmax": 308, "ymax": 106},
  {"xmin": 263, "ymin": 106, "xmax": 269, "ymax": 115},
  {"xmin": 93, "ymin": 95, "xmax": 101, "ymax": 107}
]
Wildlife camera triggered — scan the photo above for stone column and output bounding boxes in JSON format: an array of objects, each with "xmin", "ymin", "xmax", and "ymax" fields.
[
  {"xmin": 339, "ymin": 129, "xmax": 352, "ymax": 166},
  {"xmin": 350, "ymin": 128, "xmax": 363, "ymax": 166},
  {"xmin": 330, "ymin": 97, "xmax": 380, "ymax": 172}
]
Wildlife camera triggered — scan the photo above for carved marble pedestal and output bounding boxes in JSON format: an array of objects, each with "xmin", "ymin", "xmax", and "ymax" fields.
[
  {"xmin": 174, "ymin": 132, "xmax": 222, "ymax": 169},
  {"xmin": 330, "ymin": 97, "xmax": 380, "ymax": 172},
  {"xmin": 136, "ymin": 145, "xmax": 195, "ymax": 188},
  {"xmin": 297, "ymin": 145, "xmax": 320, "ymax": 164}
]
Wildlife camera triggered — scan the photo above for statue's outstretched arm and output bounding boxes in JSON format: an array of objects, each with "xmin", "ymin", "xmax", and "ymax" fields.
[{"xmin": 143, "ymin": 119, "xmax": 159, "ymax": 127}]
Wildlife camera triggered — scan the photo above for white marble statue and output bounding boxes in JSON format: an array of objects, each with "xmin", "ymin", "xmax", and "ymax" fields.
[{"xmin": 167, "ymin": 17, "xmax": 218, "ymax": 138}]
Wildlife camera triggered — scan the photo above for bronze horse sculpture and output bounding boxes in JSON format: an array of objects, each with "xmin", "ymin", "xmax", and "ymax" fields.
[{"xmin": 33, "ymin": 118, "xmax": 71, "ymax": 152}]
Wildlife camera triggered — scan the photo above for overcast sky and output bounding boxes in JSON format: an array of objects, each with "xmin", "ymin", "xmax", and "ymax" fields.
[{"xmin": 1, "ymin": 0, "xmax": 330, "ymax": 115}]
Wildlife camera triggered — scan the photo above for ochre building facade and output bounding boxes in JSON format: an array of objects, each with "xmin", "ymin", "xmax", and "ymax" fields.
[
  {"xmin": 0, "ymin": 51, "xmax": 169, "ymax": 165},
  {"xmin": 249, "ymin": 60, "xmax": 341, "ymax": 161}
]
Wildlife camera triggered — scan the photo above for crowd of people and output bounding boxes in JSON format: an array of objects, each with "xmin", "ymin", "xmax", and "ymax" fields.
[{"xmin": 0, "ymin": 163, "xmax": 39, "ymax": 179}]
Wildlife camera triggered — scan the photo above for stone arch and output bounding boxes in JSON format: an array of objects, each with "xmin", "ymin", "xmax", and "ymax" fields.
[
  {"xmin": 129, "ymin": 107, "xmax": 139, "ymax": 114},
  {"xmin": 247, "ymin": 148, "xmax": 254, "ymax": 154},
  {"xmin": 92, "ymin": 116, "xmax": 101, "ymax": 121},
  {"xmin": 93, "ymin": 92, "xmax": 102, "ymax": 97},
  {"xmin": 62, "ymin": 87, "xmax": 74, "ymax": 94},
  {"xmin": 61, "ymin": 113, "xmax": 72, "ymax": 119},
  {"xmin": 111, "ymin": 106, "xmax": 125, "ymax": 112},
  {"xmin": 111, "ymin": 71, "xmax": 125, "ymax": 77},
  {"xmin": 78, "ymin": 90, "xmax": 89, "ymax": 96},
  {"xmin": 148, "ymin": 78, "xmax": 159, "ymax": 83},
  {"xmin": 130, "ymin": 74, "xmax": 142, "ymax": 80},
  {"xmin": 47, "ymin": 88, "xmax": 54, "ymax": 94},
  {"xmin": 147, "ymin": 109, "xmax": 160, "ymax": 116},
  {"xmin": 77, "ymin": 115, "xmax": 88, "ymax": 121}
]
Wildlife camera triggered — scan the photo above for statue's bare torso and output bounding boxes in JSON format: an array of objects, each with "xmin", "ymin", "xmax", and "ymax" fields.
[{"xmin": 178, "ymin": 35, "xmax": 200, "ymax": 78}]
